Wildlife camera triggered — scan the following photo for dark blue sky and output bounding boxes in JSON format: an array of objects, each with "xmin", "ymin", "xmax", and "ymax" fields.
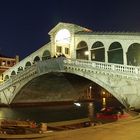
[{"xmin": 0, "ymin": 0, "xmax": 140, "ymax": 59}]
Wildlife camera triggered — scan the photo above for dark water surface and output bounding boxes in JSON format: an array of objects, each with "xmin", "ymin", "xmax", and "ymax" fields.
[{"xmin": 0, "ymin": 103, "xmax": 94, "ymax": 123}]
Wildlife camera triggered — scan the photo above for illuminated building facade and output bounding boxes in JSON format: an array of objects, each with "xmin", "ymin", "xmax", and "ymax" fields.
[
  {"xmin": 1, "ymin": 22, "xmax": 140, "ymax": 108},
  {"xmin": 0, "ymin": 55, "xmax": 19, "ymax": 82}
]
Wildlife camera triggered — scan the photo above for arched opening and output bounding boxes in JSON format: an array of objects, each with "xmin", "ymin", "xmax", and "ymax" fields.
[
  {"xmin": 14, "ymin": 72, "xmax": 124, "ymax": 117},
  {"xmin": 76, "ymin": 41, "xmax": 88, "ymax": 60},
  {"xmin": 55, "ymin": 29, "xmax": 71, "ymax": 44},
  {"xmin": 33, "ymin": 56, "xmax": 40, "ymax": 63},
  {"xmin": 127, "ymin": 43, "xmax": 140, "ymax": 66},
  {"xmin": 4, "ymin": 75, "xmax": 9, "ymax": 81},
  {"xmin": 11, "ymin": 71, "xmax": 16, "ymax": 77},
  {"xmin": 55, "ymin": 29, "xmax": 71, "ymax": 56},
  {"xmin": 17, "ymin": 66, "xmax": 23, "ymax": 73},
  {"xmin": 25, "ymin": 61, "xmax": 31, "ymax": 69},
  {"xmin": 108, "ymin": 42, "xmax": 123, "ymax": 64},
  {"xmin": 42, "ymin": 50, "xmax": 51, "ymax": 60},
  {"xmin": 91, "ymin": 41, "xmax": 105, "ymax": 62}
]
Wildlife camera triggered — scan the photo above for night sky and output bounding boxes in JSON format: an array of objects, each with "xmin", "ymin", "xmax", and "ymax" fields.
[{"xmin": 0, "ymin": 0, "xmax": 140, "ymax": 60}]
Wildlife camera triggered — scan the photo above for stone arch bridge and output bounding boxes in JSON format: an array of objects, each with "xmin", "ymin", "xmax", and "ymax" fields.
[
  {"xmin": 0, "ymin": 57, "xmax": 140, "ymax": 109},
  {"xmin": 1, "ymin": 22, "xmax": 140, "ymax": 109}
]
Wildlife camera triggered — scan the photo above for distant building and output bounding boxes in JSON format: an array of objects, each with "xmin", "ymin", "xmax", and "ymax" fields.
[{"xmin": 0, "ymin": 54, "xmax": 19, "ymax": 82}]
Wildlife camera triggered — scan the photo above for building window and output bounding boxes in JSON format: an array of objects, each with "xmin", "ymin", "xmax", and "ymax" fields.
[
  {"xmin": 56, "ymin": 46, "xmax": 62, "ymax": 53},
  {"xmin": 55, "ymin": 29, "xmax": 71, "ymax": 44},
  {"xmin": 2, "ymin": 61, "xmax": 6, "ymax": 66},
  {"xmin": 65, "ymin": 48, "xmax": 69, "ymax": 55},
  {"xmin": 11, "ymin": 61, "xmax": 15, "ymax": 66},
  {"xmin": 7, "ymin": 61, "xmax": 11, "ymax": 66}
]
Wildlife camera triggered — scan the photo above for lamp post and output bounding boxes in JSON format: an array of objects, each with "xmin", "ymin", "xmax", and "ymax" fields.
[
  {"xmin": 102, "ymin": 91, "xmax": 106, "ymax": 107},
  {"xmin": 89, "ymin": 86, "xmax": 92, "ymax": 99}
]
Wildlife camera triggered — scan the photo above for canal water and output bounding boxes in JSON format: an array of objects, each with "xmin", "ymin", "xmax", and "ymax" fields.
[{"xmin": 0, "ymin": 102, "xmax": 98, "ymax": 123}]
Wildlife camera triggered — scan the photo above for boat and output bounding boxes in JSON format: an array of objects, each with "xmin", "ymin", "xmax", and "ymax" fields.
[
  {"xmin": 96, "ymin": 107, "xmax": 129, "ymax": 121},
  {"xmin": 0, "ymin": 118, "xmax": 92, "ymax": 139},
  {"xmin": 47, "ymin": 118, "xmax": 92, "ymax": 131}
]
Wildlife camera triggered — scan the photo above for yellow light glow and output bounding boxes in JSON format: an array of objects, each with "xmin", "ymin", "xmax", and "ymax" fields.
[
  {"xmin": 84, "ymin": 51, "xmax": 89, "ymax": 55},
  {"xmin": 55, "ymin": 29, "xmax": 71, "ymax": 44},
  {"xmin": 103, "ymin": 91, "xmax": 105, "ymax": 95},
  {"xmin": 103, "ymin": 97, "xmax": 106, "ymax": 106}
]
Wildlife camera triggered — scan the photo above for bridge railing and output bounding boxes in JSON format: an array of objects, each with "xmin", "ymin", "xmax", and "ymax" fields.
[
  {"xmin": 64, "ymin": 58, "xmax": 140, "ymax": 76},
  {"xmin": 0, "ymin": 57, "xmax": 65, "ymax": 90},
  {"xmin": 0, "ymin": 64, "xmax": 37, "ymax": 90},
  {"xmin": 0, "ymin": 57, "xmax": 140, "ymax": 90}
]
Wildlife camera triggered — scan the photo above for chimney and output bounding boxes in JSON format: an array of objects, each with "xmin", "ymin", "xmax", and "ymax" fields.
[{"xmin": 15, "ymin": 55, "xmax": 19, "ymax": 63}]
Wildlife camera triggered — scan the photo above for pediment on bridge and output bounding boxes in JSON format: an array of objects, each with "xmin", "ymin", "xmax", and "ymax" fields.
[{"xmin": 48, "ymin": 22, "xmax": 92, "ymax": 36}]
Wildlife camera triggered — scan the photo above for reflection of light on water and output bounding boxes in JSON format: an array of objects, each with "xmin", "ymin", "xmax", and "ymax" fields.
[
  {"xmin": 0, "ymin": 108, "xmax": 18, "ymax": 120},
  {"xmin": 89, "ymin": 102, "xmax": 93, "ymax": 107},
  {"xmin": 74, "ymin": 103, "xmax": 81, "ymax": 107},
  {"xmin": 103, "ymin": 97, "xmax": 106, "ymax": 107},
  {"xmin": 88, "ymin": 102, "xmax": 94, "ymax": 122},
  {"xmin": 0, "ymin": 111, "xmax": 4, "ymax": 119}
]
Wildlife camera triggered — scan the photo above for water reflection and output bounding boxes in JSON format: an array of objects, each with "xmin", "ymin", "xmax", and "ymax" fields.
[
  {"xmin": 0, "ymin": 103, "xmax": 90, "ymax": 123},
  {"xmin": 0, "ymin": 98, "xmax": 117, "ymax": 124},
  {"xmin": 88, "ymin": 102, "xmax": 94, "ymax": 122}
]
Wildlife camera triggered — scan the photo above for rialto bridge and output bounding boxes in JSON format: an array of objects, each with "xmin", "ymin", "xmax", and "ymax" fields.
[{"xmin": 0, "ymin": 22, "xmax": 140, "ymax": 109}]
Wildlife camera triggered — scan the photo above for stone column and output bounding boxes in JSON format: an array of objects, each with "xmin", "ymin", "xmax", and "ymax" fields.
[
  {"xmin": 105, "ymin": 48, "xmax": 108, "ymax": 63},
  {"xmin": 123, "ymin": 51, "xmax": 127, "ymax": 65},
  {"xmin": 104, "ymin": 42, "xmax": 109, "ymax": 63},
  {"xmin": 88, "ymin": 50, "xmax": 91, "ymax": 61},
  {"xmin": 122, "ymin": 42, "xmax": 128, "ymax": 65}
]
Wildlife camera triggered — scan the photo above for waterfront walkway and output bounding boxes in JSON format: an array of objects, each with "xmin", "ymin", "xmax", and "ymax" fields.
[
  {"xmin": 1, "ymin": 115, "xmax": 140, "ymax": 140},
  {"xmin": 40, "ymin": 116, "xmax": 140, "ymax": 140}
]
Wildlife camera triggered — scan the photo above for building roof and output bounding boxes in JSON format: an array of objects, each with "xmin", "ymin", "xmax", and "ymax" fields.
[
  {"xmin": 75, "ymin": 31, "xmax": 140, "ymax": 36},
  {"xmin": 0, "ymin": 53, "xmax": 15, "ymax": 59},
  {"xmin": 48, "ymin": 22, "xmax": 92, "ymax": 35}
]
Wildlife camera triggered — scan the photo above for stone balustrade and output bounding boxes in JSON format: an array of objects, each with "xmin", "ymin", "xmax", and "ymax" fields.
[
  {"xmin": 0, "ymin": 64, "xmax": 37, "ymax": 91},
  {"xmin": 64, "ymin": 59, "xmax": 140, "ymax": 77},
  {"xmin": 1, "ymin": 58, "xmax": 140, "ymax": 92}
]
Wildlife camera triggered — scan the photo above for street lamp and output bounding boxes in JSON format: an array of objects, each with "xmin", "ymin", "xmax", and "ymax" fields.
[
  {"xmin": 102, "ymin": 91, "xmax": 106, "ymax": 107},
  {"xmin": 89, "ymin": 86, "xmax": 92, "ymax": 99}
]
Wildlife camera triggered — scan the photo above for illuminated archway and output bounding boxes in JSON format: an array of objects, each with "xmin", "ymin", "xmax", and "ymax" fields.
[
  {"xmin": 76, "ymin": 41, "xmax": 88, "ymax": 60},
  {"xmin": 55, "ymin": 29, "xmax": 71, "ymax": 56},
  {"xmin": 11, "ymin": 71, "xmax": 16, "ymax": 77},
  {"xmin": 25, "ymin": 61, "xmax": 31, "ymax": 69},
  {"xmin": 4, "ymin": 75, "xmax": 9, "ymax": 81},
  {"xmin": 33, "ymin": 56, "xmax": 40, "ymax": 63},
  {"xmin": 91, "ymin": 41, "xmax": 105, "ymax": 62},
  {"xmin": 127, "ymin": 43, "xmax": 140, "ymax": 66},
  {"xmin": 42, "ymin": 50, "xmax": 51, "ymax": 60},
  {"xmin": 55, "ymin": 29, "xmax": 71, "ymax": 44},
  {"xmin": 17, "ymin": 66, "xmax": 23, "ymax": 73}
]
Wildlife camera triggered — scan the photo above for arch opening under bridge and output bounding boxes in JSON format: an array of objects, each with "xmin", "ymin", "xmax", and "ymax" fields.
[{"xmin": 12, "ymin": 72, "xmax": 124, "ymax": 109}]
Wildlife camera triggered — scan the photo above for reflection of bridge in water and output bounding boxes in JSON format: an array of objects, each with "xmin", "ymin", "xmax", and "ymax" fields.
[{"xmin": 1, "ymin": 22, "xmax": 140, "ymax": 109}]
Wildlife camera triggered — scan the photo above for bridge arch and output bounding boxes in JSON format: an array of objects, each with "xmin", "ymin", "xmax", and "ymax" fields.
[
  {"xmin": 4, "ymin": 75, "xmax": 9, "ymax": 81},
  {"xmin": 91, "ymin": 41, "xmax": 105, "ymax": 62},
  {"xmin": 108, "ymin": 42, "xmax": 123, "ymax": 64},
  {"xmin": 11, "ymin": 70, "xmax": 16, "ymax": 77},
  {"xmin": 33, "ymin": 56, "xmax": 40, "ymax": 63},
  {"xmin": 42, "ymin": 50, "xmax": 51, "ymax": 60},
  {"xmin": 127, "ymin": 43, "xmax": 140, "ymax": 66},
  {"xmin": 17, "ymin": 66, "xmax": 23, "ymax": 73},
  {"xmin": 76, "ymin": 41, "xmax": 88, "ymax": 60},
  {"xmin": 12, "ymin": 70, "xmax": 123, "ymax": 107},
  {"xmin": 62, "ymin": 70, "xmax": 124, "ymax": 106},
  {"xmin": 25, "ymin": 61, "xmax": 32, "ymax": 69}
]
